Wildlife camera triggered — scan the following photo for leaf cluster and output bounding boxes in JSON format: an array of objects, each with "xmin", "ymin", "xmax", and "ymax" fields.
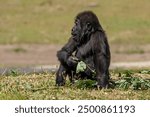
[{"xmin": 115, "ymin": 70, "xmax": 150, "ymax": 90}]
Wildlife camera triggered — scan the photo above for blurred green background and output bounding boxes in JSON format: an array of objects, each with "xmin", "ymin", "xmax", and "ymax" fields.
[{"xmin": 0, "ymin": 0, "xmax": 149, "ymax": 45}]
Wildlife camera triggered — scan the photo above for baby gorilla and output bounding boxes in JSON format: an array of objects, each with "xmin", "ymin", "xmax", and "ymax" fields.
[{"xmin": 56, "ymin": 11, "xmax": 111, "ymax": 88}]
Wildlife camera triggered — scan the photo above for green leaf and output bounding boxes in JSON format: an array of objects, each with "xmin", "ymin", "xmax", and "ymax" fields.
[
  {"xmin": 76, "ymin": 61, "xmax": 87, "ymax": 73},
  {"xmin": 140, "ymin": 70, "xmax": 150, "ymax": 74}
]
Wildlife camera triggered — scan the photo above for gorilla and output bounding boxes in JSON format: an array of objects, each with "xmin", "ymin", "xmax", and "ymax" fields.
[{"xmin": 56, "ymin": 11, "xmax": 111, "ymax": 88}]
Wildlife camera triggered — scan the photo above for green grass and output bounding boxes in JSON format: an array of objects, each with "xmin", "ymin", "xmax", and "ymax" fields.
[
  {"xmin": 0, "ymin": 0, "xmax": 150, "ymax": 44},
  {"xmin": 11, "ymin": 47, "xmax": 27, "ymax": 53},
  {"xmin": 0, "ymin": 70, "xmax": 150, "ymax": 100}
]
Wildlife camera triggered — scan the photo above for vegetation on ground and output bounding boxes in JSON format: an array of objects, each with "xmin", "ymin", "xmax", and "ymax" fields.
[{"xmin": 0, "ymin": 70, "xmax": 150, "ymax": 100}]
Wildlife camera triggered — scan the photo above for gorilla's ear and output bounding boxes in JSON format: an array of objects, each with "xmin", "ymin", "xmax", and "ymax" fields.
[
  {"xmin": 86, "ymin": 22, "xmax": 92, "ymax": 31},
  {"xmin": 86, "ymin": 22, "xmax": 95, "ymax": 33}
]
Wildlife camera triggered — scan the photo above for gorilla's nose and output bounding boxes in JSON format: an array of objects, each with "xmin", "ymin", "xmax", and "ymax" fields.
[
  {"xmin": 71, "ymin": 27, "xmax": 75, "ymax": 33},
  {"xmin": 71, "ymin": 30, "xmax": 76, "ymax": 36}
]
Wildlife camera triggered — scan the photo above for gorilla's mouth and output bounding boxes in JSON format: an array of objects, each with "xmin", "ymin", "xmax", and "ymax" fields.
[
  {"xmin": 72, "ymin": 34, "xmax": 77, "ymax": 38},
  {"xmin": 72, "ymin": 34, "xmax": 79, "ymax": 40},
  {"xmin": 71, "ymin": 32, "xmax": 78, "ymax": 37},
  {"xmin": 72, "ymin": 36, "xmax": 79, "ymax": 42}
]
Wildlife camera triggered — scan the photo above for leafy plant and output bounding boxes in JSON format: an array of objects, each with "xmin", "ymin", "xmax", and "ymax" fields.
[
  {"xmin": 115, "ymin": 72, "xmax": 150, "ymax": 90},
  {"xmin": 140, "ymin": 70, "xmax": 150, "ymax": 74},
  {"xmin": 75, "ymin": 80, "xmax": 96, "ymax": 89}
]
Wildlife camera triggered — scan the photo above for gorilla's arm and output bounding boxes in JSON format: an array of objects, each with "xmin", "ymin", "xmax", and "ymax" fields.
[
  {"xmin": 56, "ymin": 37, "xmax": 78, "ymax": 86},
  {"xmin": 57, "ymin": 37, "xmax": 78, "ymax": 68},
  {"xmin": 92, "ymin": 31, "xmax": 110, "ymax": 87}
]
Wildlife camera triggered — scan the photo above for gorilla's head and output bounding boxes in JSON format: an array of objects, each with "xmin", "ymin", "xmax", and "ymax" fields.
[{"xmin": 71, "ymin": 11, "xmax": 103, "ymax": 43}]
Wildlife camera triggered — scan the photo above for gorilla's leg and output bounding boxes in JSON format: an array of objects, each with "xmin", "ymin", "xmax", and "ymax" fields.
[{"xmin": 56, "ymin": 65, "xmax": 67, "ymax": 86}]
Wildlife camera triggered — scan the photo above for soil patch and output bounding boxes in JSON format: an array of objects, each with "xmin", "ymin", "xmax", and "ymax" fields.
[{"xmin": 0, "ymin": 44, "xmax": 150, "ymax": 67}]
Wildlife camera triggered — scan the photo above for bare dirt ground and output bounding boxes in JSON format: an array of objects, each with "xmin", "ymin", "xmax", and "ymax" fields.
[{"xmin": 0, "ymin": 44, "xmax": 150, "ymax": 69}]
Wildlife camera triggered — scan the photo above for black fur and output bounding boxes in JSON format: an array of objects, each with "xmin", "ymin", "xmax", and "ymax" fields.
[{"xmin": 56, "ymin": 11, "xmax": 111, "ymax": 88}]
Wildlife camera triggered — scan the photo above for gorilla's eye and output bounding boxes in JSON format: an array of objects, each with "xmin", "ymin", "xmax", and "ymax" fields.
[
  {"xmin": 86, "ymin": 22, "xmax": 92, "ymax": 31},
  {"xmin": 86, "ymin": 22, "xmax": 91, "ymax": 27},
  {"xmin": 75, "ymin": 19, "xmax": 80, "ymax": 25}
]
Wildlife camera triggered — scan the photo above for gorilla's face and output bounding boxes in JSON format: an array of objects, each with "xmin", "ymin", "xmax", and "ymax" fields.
[
  {"xmin": 71, "ymin": 19, "xmax": 92, "ymax": 43},
  {"xmin": 71, "ymin": 19, "xmax": 82, "ymax": 42}
]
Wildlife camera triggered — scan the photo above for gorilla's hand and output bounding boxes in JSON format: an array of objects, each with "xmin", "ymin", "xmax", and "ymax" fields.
[{"xmin": 67, "ymin": 56, "xmax": 79, "ymax": 67}]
